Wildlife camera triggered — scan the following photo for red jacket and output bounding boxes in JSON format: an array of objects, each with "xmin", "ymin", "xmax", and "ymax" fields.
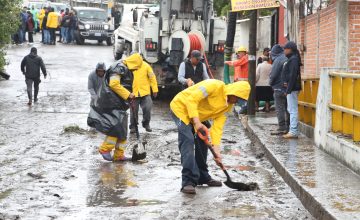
[{"xmin": 229, "ymin": 55, "xmax": 249, "ymax": 81}]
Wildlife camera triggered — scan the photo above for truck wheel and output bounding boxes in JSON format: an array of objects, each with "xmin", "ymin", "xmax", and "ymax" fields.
[
  {"xmin": 106, "ymin": 38, "xmax": 112, "ymax": 46},
  {"xmin": 115, "ymin": 52, "xmax": 123, "ymax": 60}
]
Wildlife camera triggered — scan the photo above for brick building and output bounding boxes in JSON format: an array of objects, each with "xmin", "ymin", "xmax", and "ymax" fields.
[{"xmin": 297, "ymin": 0, "xmax": 360, "ymax": 77}]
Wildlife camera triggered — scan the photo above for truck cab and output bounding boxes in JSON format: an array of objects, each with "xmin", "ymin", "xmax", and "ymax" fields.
[{"xmin": 73, "ymin": 7, "xmax": 114, "ymax": 46}]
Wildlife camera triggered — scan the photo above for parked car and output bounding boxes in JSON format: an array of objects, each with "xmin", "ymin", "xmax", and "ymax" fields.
[{"xmin": 73, "ymin": 7, "xmax": 114, "ymax": 46}]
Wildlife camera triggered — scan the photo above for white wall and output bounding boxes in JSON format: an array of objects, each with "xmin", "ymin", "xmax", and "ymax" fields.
[{"xmin": 234, "ymin": 16, "xmax": 271, "ymax": 54}]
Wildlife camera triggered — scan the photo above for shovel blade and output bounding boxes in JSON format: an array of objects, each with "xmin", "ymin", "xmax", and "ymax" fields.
[
  {"xmin": 224, "ymin": 180, "xmax": 259, "ymax": 191},
  {"xmin": 132, "ymin": 146, "xmax": 147, "ymax": 161}
]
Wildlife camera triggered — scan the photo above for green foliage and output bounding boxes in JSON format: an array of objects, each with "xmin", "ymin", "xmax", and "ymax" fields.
[
  {"xmin": 214, "ymin": 0, "xmax": 230, "ymax": 16},
  {"xmin": 0, "ymin": 0, "xmax": 22, "ymax": 71}
]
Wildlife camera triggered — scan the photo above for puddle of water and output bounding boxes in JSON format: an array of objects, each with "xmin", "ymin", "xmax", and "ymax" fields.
[{"xmin": 222, "ymin": 205, "xmax": 274, "ymax": 218}]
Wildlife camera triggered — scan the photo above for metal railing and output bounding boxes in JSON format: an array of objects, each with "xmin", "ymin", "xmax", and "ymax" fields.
[
  {"xmin": 298, "ymin": 77, "xmax": 319, "ymax": 127},
  {"xmin": 329, "ymin": 72, "xmax": 360, "ymax": 142}
]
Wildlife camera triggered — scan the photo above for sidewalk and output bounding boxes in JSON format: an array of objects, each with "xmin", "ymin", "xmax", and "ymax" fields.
[{"xmin": 243, "ymin": 113, "xmax": 360, "ymax": 220}]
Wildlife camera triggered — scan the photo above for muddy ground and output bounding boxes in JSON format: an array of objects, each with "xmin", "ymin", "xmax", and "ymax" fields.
[{"xmin": 0, "ymin": 37, "xmax": 313, "ymax": 220}]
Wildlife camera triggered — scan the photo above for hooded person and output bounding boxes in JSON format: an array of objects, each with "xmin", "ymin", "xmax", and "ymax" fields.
[
  {"xmin": 282, "ymin": 41, "xmax": 302, "ymax": 139},
  {"xmin": 21, "ymin": 47, "xmax": 47, "ymax": 106},
  {"xmin": 125, "ymin": 53, "xmax": 159, "ymax": 133},
  {"xmin": 269, "ymin": 45, "xmax": 289, "ymax": 134},
  {"xmin": 88, "ymin": 62, "xmax": 106, "ymax": 107},
  {"xmin": 170, "ymin": 79, "xmax": 251, "ymax": 194},
  {"xmin": 97, "ymin": 54, "xmax": 143, "ymax": 162}
]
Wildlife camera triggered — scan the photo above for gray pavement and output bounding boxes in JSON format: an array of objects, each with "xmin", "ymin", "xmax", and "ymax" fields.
[
  {"xmin": 245, "ymin": 113, "xmax": 360, "ymax": 220},
  {"xmin": 0, "ymin": 37, "xmax": 313, "ymax": 219}
]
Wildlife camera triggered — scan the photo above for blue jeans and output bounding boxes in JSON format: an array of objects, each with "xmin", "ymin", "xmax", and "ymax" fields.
[
  {"xmin": 171, "ymin": 112, "xmax": 211, "ymax": 188},
  {"xmin": 18, "ymin": 29, "xmax": 24, "ymax": 44},
  {"xmin": 43, "ymin": 29, "xmax": 50, "ymax": 44},
  {"xmin": 63, "ymin": 27, "xmax": 69, "ymax": 43},
  {"xmin": 60, "ymin": 27, "xmax": 65, "ymax": 41},
  {"xmin": 287, "ymin": 91, "xmax": 299, "ymax": 136},
  {"xmin": 67, "ymin": 28, "xmax": 74, "ymax": 43}
]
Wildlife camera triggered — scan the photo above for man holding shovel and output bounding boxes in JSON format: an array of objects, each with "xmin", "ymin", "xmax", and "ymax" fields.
[{"xmin": 170, "ymin": 79, "xmax": 251, "ymax": 194}]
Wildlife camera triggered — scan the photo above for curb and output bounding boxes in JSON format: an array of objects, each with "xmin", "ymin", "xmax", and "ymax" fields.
[{"xmin": 240, "ymin": 116, "xmax": 337, "ymax": 220}]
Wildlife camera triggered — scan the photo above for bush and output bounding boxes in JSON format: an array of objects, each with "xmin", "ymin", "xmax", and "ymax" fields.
[{"xmin": 0, "ymin": 0, "xmax": 22, "ymax": 71}]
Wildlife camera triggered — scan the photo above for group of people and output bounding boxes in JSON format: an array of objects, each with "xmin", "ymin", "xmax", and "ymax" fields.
[
  {"xmin": 13, "ymin": 6, "xmax": 77, "ymax": 45},
  {"xmin": 14, "ymin": 6, "xmax": 38, "ymax": 45},
  {"xmin": 225, "ymin": 42, "xmax": 302, "ymax": 139},
  {"xmin": 19, "ymin": 42, "xmax": 300, "ymax": 195}
]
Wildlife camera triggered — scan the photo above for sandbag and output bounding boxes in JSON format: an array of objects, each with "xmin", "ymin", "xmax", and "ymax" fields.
[{"xmin": 87, "ymin": 107, "xmax": 128, "ymax": 141}]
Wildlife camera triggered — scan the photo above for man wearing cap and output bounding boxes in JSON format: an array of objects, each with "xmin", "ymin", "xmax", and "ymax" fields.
[
  {"xmin": 282, "ymin": 41, "xmax": 302, "ymax": 139},
  {"xmin": 88, "ymin": 62, "xmax": 106, "ymax": 107},
  {"xmin": 21, "ymin": 47, "xmax": 47, "ymax": 106},
  {"xmin": 170, "ymin": 79, "xmax": 251, "ymax": 194},
  {"xmin": 178, "ymin": 50, "xmax": 210, "ymax": 88},
  {"xmin": 225, "ymin": 46, "xmax": 249, "ymax": 82}
]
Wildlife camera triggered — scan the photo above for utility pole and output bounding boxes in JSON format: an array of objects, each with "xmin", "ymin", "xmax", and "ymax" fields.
[{"xmin": 247, "ymin": 10, "xmax": 257, "ymax": 116}]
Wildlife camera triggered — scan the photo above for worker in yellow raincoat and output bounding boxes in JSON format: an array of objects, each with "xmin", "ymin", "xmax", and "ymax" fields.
[
  {"xmin": 129, "ymin": 53, "xmax": 158, "ymax": 133},
  {"xmin": 98, "ymin": 54, "xmax": 147, "ymax": 162},
  {"xmin": 170, "ymin": 79, "xmax": 251, "ymax": 194}
]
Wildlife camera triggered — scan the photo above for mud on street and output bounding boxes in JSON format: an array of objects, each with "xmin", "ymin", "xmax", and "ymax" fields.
[{"xmin": 0, "ymin": 38, "xmax": 313, "ymax": 220}]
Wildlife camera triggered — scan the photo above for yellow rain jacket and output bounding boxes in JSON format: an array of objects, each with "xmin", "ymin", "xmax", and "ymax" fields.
[
  {"xmin": 38, "ymin": 9, "xmax": 45, "ymax": 29},
  {"xmin": 46, "ymin": 12, "xmax": 59, "ymax": 29},
  {"xmin": 108, "ymin": 53, "xmax": 145, "ymax": 100},
  {"xmin": 170, "ymin": 79, "xmax": 250, "ymax": 146},
  {"xmin": 124, "ymin": 53, "xmax": 158, "ymax": 97}
]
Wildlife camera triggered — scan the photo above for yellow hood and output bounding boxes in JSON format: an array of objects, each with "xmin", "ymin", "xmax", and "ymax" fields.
[
  {"xmin": 124, "ymin": 53, "xmax": 143, "ymax": 70},
  {"xmin": 225, "ymin": 81, "xmax": 251, "ymax": 100}
]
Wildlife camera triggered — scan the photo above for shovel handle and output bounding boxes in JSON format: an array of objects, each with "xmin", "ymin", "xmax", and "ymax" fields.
[{"xmin": 197, "ymin": 130, "xmax": 226, "ymax": 171}]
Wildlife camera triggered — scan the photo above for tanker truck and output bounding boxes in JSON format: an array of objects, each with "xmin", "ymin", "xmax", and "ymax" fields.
[{"xmin": 113, "ymin": 0, "xmax": 227, "ymax": 89}]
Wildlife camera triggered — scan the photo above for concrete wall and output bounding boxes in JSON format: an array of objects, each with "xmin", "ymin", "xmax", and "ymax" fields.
[
  {"xmin": 313, "ymin": 68, "xmax": 360, "ymax": 175},
  {"xmin": 234, "ymin": 16, "xmax": 271, "ymax": 55}
]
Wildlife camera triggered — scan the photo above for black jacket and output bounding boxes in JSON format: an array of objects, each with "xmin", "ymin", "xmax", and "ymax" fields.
[
  {"xmin": 282, "ymin": 53, "xmax": 302, "ymax": 94},
  {"xmin": 21, "ymin": 53, "xmax": 47, "ymax": 79},
  {"xmin": 269, "ymin": 45, "xmax": 287, "ymax": 90}
]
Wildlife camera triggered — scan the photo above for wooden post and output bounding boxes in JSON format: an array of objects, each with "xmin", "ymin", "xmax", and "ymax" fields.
[{"xmin": 247, "ymin": 10, "xmax": 257, "ymax": 116}]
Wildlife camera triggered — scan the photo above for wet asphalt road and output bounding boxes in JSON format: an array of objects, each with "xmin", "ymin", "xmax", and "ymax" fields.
[{"xmin": 0, "ymin": 36, "xmax": 313, "ymax": 220}]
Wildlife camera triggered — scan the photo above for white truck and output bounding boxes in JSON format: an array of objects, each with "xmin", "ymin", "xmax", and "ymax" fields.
[{"xmin": 113, "ymin": 0, "xmax": 227, "ymax": 89}]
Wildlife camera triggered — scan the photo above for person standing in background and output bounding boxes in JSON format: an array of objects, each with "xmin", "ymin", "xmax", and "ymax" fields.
[
  {"xmin": 270, "ymin": 45, "xmax": 289, "ymax": 134},
  {"xmin": 255, "ymin": 56, "xmax": 273, "ymax": 112},
  {"xmin": 46, "ymin": 8, "xmax": 59, "ymax": 45},
  {"xmin": 26, "ymin": 11, "xmax": 35, "ymax": 44},
  {"xmin": 282, "ymin": 42, "xmax": 302, "ymax": 139},
  {"xmin": 257, "ymin": 48, "xmax": 270, "ymax": 65}
]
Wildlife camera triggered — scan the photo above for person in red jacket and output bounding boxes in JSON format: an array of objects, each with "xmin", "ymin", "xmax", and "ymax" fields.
[{"xmin": 225, "ymin": 46, "xmax": 249, "ymax": 82}]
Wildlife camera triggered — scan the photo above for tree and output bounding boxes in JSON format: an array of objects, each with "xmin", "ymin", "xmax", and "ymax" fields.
[
  {"xmin": 0, "ymin": 0, "xmax": 22, "ymax": 72},
  {"xmin": 214, "ymin": 0, "xmax": 230, "ymax": 16}
]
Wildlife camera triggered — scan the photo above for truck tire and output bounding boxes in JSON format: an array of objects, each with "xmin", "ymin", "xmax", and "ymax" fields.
[{"xmin": 106, "ymin": 38, "xmax": 112, "ymax": 46}]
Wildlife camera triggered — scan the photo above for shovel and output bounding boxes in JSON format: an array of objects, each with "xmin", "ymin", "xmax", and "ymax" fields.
[
  {"xmin": 130, "ymin": 100, "xmax": 147, "ymax": 161},
  {"xmin": 197, "ymin": 129, "xmax": 259, "ymax": 191}
]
